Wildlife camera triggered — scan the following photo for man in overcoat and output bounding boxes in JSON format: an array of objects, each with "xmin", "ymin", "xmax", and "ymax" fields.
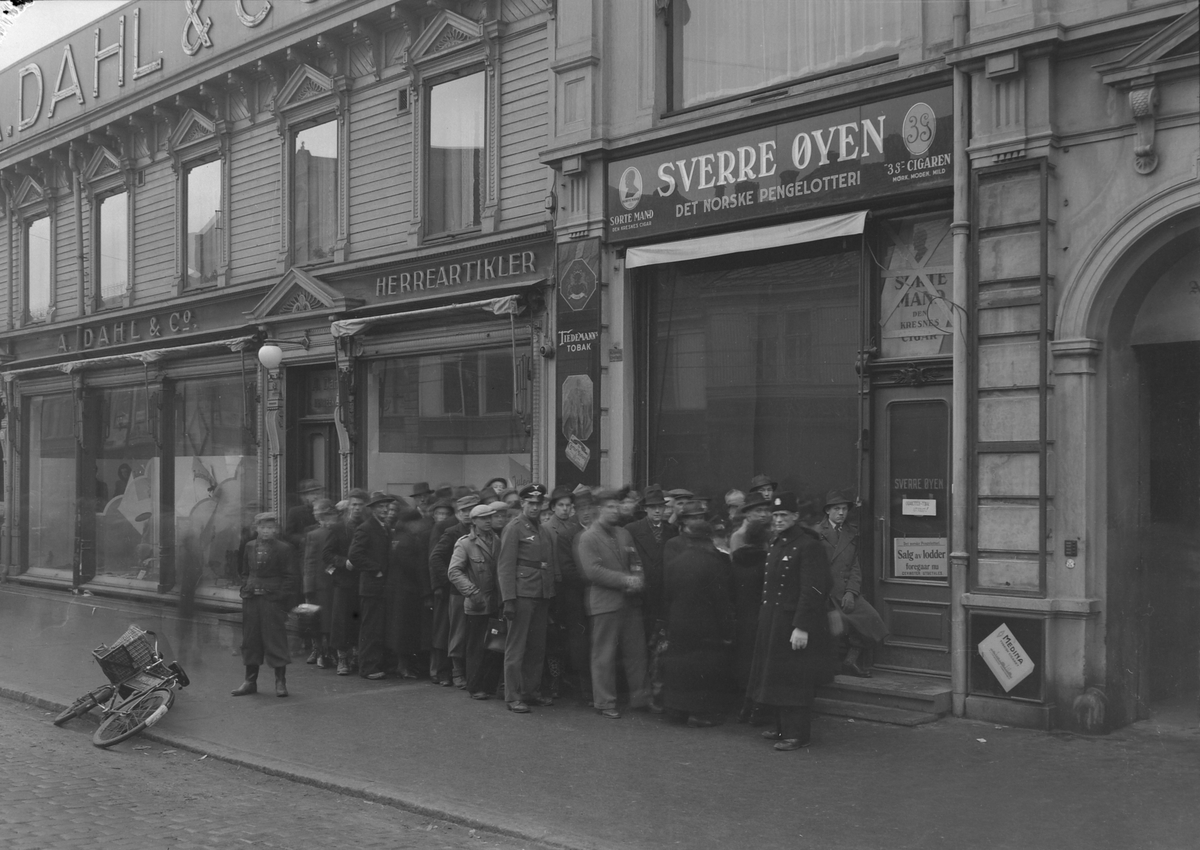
[
  {"xmin": 349, "ymin": 491, "xmax": 396, "ymax": 680},
  {"xmin": 430, "ymin": 493, "xmax": 479, "ymax": 687},
  {"xmin": 497, "ymin": 484, "xmax": 557, "ymax": 712},
  {"xmin": 626, "ymin": 485, "xmax": 676, "ymax": 711},
  {"xmin": 817, "ymin": 490, "xmax": 889, "ymax": 677},
  {"xmin": 324, "ymin": 488, "xmax": 366, "ymax": 675},
  {"xmin": 232, "ymin": 512, "xmax": 301, "ymax": 698},
  {"xmin": 746, "ymin": 492, "xmax": 835, "ymax": 750},
  {"xmin": 544, "ymin": 485, "xmax": 591, "ymax": 703}
]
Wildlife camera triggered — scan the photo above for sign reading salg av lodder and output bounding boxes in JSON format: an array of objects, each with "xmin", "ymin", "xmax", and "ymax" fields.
[{"xmin": 606, "ymin": 88, "xmax": 952, "ymax": 242}]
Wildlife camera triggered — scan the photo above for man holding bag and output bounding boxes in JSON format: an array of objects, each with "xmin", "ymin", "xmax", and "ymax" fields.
[{"xmin": 448, "ymin": 502, "xmax": 506, "ymax": 700}]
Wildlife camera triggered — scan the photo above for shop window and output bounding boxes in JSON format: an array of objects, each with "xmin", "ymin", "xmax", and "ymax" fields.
[
  {"xmin": 97, "ymin": 191, "xmax": 129, "ymax": 303},
  {"xmin": 368, "ymin": 346, "xmax": 530, "ymax": 491},
  {"xmin": 426, "ymin": 71, "xmax": 485, "ymax": 235},
  {"xmin": 184, "ymin": 160, "xmax": 223, "ymax": 288},
  {"xmin": 23, "ymin": 393, "xmax": 77, "ymax": 572},
  {"xmin": 93, "ymin": 385, "xmax": 159, "ymax": 581},
  {"xmin": 173, "ymin": 375, "xmax": 258, "ymax": 593},
  {"xmin": 668, "ymin": 0, "xmax": 913, "ymax": 109},
  {"xmin": 645, "ymin": 241, "xmax": 860, "ymax": 504},
  {"xmin": 877, "ymin": 212, "xmax": 954, "ymax": 359},
  {"xmin": 25, "ymin": 216, "xmax": 52, "ymax": 322},
  {"xmin": 292, "ymin": 120, "xmax": 339, "ymax": 264}
]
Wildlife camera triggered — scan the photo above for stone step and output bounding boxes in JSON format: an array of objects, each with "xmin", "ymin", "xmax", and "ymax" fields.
[
  {"xmin": 817, "ymin": 671, "xmax": 953, "ymax": 716},
  {"xmin": 813, "ymin": 697, "xmax": 942, "ymax": 727}
]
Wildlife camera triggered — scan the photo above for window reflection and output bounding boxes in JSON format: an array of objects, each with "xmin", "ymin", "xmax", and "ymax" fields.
[
  {"xmin": 186, "ymin": 160, "xmax": 222, "ymax": 287},
  {"xmin": 293, "ymin": 120, "xmax": 338, "ymax": 264},
  {"xmin": 98, "ymin": 192, "xmax": 128, "ymax": 301},
  {"xmin": 24, "ymin": 394, "xmax": 76, "ymax": 571},
  {"xmin": 428, "ymin": 72, "xmax": 484, "ymax": 234},
  {"xmin": 26, "ymin": 216, "xmax": 51, "ymax": 321}
]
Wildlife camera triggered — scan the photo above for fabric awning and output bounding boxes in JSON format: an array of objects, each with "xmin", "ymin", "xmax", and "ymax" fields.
[
  {"xmin": 330, "ymin": 294, "xmax": 525, "ymax": 339},
  {"xmin": 0, "ymin": 336, "xmax": 257, "ymax": 382},
  {"xmin": 624, "ymin": 210, "xmax": 868, "ymax": 269}
]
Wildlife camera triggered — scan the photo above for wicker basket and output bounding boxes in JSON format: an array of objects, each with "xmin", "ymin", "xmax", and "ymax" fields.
[{"xmin": 93, "ymin": 625, "xmax": 156, "ymax": 685}]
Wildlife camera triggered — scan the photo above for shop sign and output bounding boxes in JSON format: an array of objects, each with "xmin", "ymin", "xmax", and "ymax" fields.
[
  {"xmin": 978, "ymin": 622, "xmax": 1036, "ymax": 693},
  {"xmin": 879, "ymin": 215, "xmax": 954, "ymax": 358},
  {"xmin": 606, "ymin": 88, "xmax": 952, "ymax": 241},
  {"xmin": 893, "ymin": 537, "xmax": 948, "ymax": 578},
  {"xmin": 555, "ymin": 239, "xmax": 602, "ymax": 486},
  {"xmin": 332, "ymin": 241, "xmax": 554, "ymax": 306},
  {"xmin": 2, "ymin": 0, "xmax": 327, "ymax": 146},
  {"xmin": 57, "ymin": 309, "xmax": 200, "ymax": 353}
]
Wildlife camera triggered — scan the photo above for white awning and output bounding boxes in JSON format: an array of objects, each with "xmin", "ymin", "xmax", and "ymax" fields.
[
  {"xmin": 330, "ymin": 294, "xmax": 525, "ymax": 339},
  {"xmin": 624, "ymin": 210, "xmax": 868, "ymax": 269}
]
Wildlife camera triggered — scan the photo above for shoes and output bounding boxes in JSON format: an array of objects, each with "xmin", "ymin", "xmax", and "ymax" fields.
[
  {"xmin": 305, "ymin": 649, "xmax": 319, "ymax": 664},
  {"xmin": 686, "ymin": 715, "xmax": 718, "ymax": 728},
  {"xmin": 507, "ymin": 701, "xmax": 531, "ymax": 714},
  {"xmin": 397, "ymin": 666, "xmax": 417, "ymax": 680},
  {"xmin": 440, "ymin": 677, "xmax": 455, "ymax": 687},
  {"xmin": 316, "ymin": 653, "xmax": 330, "ymax": 670},
  {"xmin": 761, "ymin": 729, "xmax": 783, "ymax": 740},
  {"xmin": 336, "ymin": 655, "xmax": 350, "ymax": 676},
  {"xmin": 773, "ymin": 738, "xmax": 810, "ymax": 751},
  {"xmin": 842, "ymin": 660, "xmax": 872, "ymax": 678},
  {"xmin": 470, "ymin": 692, "xmax": 491, "ymax": 700},
  {"xmin": 453, "ymin": 675, "xmax": 467, "ymax": 689},
  {"xmin": 597, "ymin": 708, "xmax": 622, "ymax": 719},
  {"xmin": 532, "ymin": 695, "xmax": 554, "ymax": 707},
  {"xmin": 648, "ymin": 698, "xmax": 664, "ymax": 715},
  {"xmin": 364, "ymin": 671, "xmax": 386, "ymax": 680}
]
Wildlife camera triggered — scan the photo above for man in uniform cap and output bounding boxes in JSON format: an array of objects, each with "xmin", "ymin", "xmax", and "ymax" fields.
[
  {"xmin": 496, "ymin": 484, "xmax": 558, "ymax": 712},
  {"xmin": 349, "ymin": 491, "xmax": 396, "ymax": 679},
  {"xmin": 429, "ymin": 492, "xmax": 481, "ymax": 687},
  {"xmin": 232, "ymin": 512, "xmax": 301, "ymax": 698},
  {"xmin": 816, "ymin": 490, "xmax": 888, "ymax": 677},
  {"xmin": 664, "ymin": 489, "xmax": 694, "ymax": 529}
]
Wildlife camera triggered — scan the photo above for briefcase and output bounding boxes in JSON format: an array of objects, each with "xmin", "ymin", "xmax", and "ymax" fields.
[{"xmin": 486, "ymin": 618, "xmax": 508, "ymax": 654}]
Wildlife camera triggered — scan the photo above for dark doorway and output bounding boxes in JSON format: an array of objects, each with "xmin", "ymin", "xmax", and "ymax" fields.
[{"xmin": 287, "ymin": 366, "xmax": 339, "ymax": 507}]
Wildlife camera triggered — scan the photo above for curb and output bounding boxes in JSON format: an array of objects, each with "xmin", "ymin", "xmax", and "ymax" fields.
[{"xmin": 1, "ymin": 684, "xmax": 601, "ymax": 850}]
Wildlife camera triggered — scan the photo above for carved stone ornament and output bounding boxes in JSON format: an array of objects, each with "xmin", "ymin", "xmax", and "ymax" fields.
[
  {"xmin": 282, "ymin": 291, "xmax": 317, "ymax": 313},
  {"xmin": 430, "ymin": 26, "xmax": 471, "ymax": 56},
  {"xmin": 293, "ymin": 76, "xmax": 331, "ymax": 103},
  {"xmin": 1129, "ymin": 85, "xmax": 1159, "ymax": 175},
  {"xmin": 179, "ymin": 121, "xmax": 214, "ymax": 146}
]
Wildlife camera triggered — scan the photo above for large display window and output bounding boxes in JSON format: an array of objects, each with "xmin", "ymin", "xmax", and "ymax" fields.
[{"xmin": 23, "ymin": 393, "xmax": 77, "ymax": 571}]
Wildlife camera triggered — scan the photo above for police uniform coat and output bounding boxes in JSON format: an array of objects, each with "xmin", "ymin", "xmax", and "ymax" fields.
[
  {"xmin": 816, "ymin": 518, "xmax": 889, "ymax": 644},
  {"xmin": 746, "ymin": 524, "xmax": 836, "ymax": 706},
  {"xmin": 497, "ymin": 514, "xmax": 556, "ymax": 601}
]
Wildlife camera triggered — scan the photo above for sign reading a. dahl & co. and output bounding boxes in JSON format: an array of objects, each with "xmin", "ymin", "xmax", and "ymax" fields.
[{"xmin": 606, "ymin": 88, "xmax": 952, "ymax": 241}]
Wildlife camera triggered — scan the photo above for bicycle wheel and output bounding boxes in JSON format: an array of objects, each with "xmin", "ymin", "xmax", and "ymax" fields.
[
  {"xmin": 91, "ymin": 688, "xmax": 173, "ymax": 748},
  {"xmin": 53, "ymin": 685, "xmax": 115, "ymax": 727}
]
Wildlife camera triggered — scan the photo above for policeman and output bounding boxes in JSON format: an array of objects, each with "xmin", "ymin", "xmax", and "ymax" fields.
[
  {"xmin": 232, "ymin": 512, "xmax": 301, "ymax": 698},
  {"xmin": 496, "ymin": 484, "xmax": 558, "ymax": 713}
]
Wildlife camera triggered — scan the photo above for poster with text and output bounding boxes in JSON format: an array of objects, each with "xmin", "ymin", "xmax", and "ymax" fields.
[{"xmin": 555, "ymin": 239, "xmax": 602, "ymax": 488}]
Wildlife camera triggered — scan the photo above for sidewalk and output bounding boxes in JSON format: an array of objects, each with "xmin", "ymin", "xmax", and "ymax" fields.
[{"xmin": 2, "ymin": 583, "xmax": 1198, "ymax": 850}]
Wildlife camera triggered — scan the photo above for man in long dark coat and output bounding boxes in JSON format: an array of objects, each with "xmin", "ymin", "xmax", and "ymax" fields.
[
  {"xmin": 325, "ymin": 488, "xmax": 367, "ymax": 675},
  {"xmin": 349, "ymin": 491, "xmax": 395, "ymax": 680},
  {"xmin": 817, "ymin": 490, "xmax": 889, "ymax": 677},
  {"xmin": 429, "ymin": 493, "xmax": 478, "ymax": 687},
  {"xmin": 730, "ymin": 492, "xmax": 772, "ymax": 721},
  {"xmin": 747, "ymin": 492, "xmax": 835, "ymax": 750},
  {"xmin": 232, "ymin": 512, "xmax": 300, "ymax": 698},
  {"xmin": 544, "ymin": 486, "xmax": 590, "ymax": 702},
  {"xmin": 626, "ymin": 485, "xmax": 676, "ymax": 712}
]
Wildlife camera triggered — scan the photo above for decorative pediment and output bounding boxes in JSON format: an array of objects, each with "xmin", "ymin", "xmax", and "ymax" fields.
[
  {"xmin": 13, "ymin": 174, "xmax": 45, "ymax": 209},
  {"xmin": 1095, "ymin": 8, "xmax": 1198, "ymax": 176},
  {"xmin": 246, "ymin": 266, "xmax": 362, "ymax": 322},
  {"xmin": 275, "ymin": 64, "xmax": 335, "ymax": 113},
  {"xmin": 410, "ymin": 11, "xmax": 482, "ymax": 65},
  {"xmin": 83, "ymin": 145, "xmax": 123, "ymax": 183},
  {"xmin": 169, "ymin": 108, "xmax": 217, "ymax": 151}
]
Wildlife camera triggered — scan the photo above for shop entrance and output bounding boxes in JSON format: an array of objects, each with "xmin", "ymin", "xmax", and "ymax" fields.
[
  {"xmin": 288, "ymin": 366, "xmax": 340, "ymax": 503},
  {"xmin": 870, "ymin": 383, "xmax": 952, "ymax": 676}
]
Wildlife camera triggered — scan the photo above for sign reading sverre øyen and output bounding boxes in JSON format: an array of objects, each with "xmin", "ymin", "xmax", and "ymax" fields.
[{"xmin": 606, "ymin": 88, "xmax": 952, "ymax": 241}]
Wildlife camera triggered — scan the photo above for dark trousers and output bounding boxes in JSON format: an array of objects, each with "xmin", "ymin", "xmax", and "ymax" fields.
[
  {"xmin": 768, "ymin": 705, "xmax": 813, "ymax": 743},
  {"xmin": 555, "ymin": 583, "xmax": 592, "ymax": 698},
  {"xmin": 241, "ymin": 596, "xmax": 290, "ymax": 669},
  {"xmin": 330, "ymin": 584, "xmax": 359, "ymax": 651},
  {"xmin": 429, "ymin": 590, "xmax": 452, "ymax": 680},
  {"xmin": 448, "ymin": 593, "xmax": 468, "ymax": 660},
  {"xmin": 504, "ymin": 597, "xmax": 549, "ymax": 703},
  {"xmin": 590, "ymin": 606, "xmax": 648, "ymax": 711},
  {"xmin": 358, "ymin": 596, "xmax": 386, "ymax": 676},
  {"xmin": 465, "ymin": 614, "xmax": 503, "ymax": 696}
]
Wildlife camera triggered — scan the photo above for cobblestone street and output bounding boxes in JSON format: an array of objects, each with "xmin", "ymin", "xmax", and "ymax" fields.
[{"xmin": 0, "ymin": 698, "xmax": 535, "ymax": 850}]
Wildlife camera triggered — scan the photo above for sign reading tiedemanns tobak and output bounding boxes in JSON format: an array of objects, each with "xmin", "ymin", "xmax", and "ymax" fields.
[
  {"xmin": 555, "ymin": 239, "xmax": 602, "ymax": 488},
  {"xmin": 605, "ymin": 88, "xmax": 952, "ymax": 241}
]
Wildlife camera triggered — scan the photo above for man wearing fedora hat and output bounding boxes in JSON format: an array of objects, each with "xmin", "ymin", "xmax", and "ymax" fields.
[
  {"xmin": 544, "ymin": 486, "xmax": 591, "ymax": 703},
  {"xmin": 748, "ymin": 475, "xmax": 777, "ymax": 503},
  {"xmin": 817, "ymin": 490, "xmax": 888, "ymax": 678},
  {"xmin": 349, "ymin": 491, "xmax": 397, "ymax": 679},
  {"xmin": 232, "ymin": 512, "xmax": 301, "ymax": 698},
  {"xmin": 626, "ymin": 485, "xmax": 676, "ymax": 712}
]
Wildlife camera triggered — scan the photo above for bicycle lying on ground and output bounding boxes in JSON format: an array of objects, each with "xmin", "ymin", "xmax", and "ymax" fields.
[{"xmin": 53, "ymin": 624, "xmax": 190, "ymax": 748}]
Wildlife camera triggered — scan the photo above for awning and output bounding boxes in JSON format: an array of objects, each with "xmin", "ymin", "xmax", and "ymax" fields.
[
  {"xmin": 330, "ymin": 294, "xmax": 524, "ymax": 339},
  {"xmin": 0, "ymin": 336, "xmax": 257, "ymax": 382},
  {"xmin": 624, "ymin": 210, "xmax": 868, "ymax": 269}
]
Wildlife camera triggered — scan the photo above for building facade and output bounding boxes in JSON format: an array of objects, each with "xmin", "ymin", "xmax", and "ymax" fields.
[
  {"xmin": 0, "ymin": 0, "xmax": 558, "ymax": 609},
  {"xmin": 539, "ymin": 0, "xmax": 1198, "ymax": 730}
]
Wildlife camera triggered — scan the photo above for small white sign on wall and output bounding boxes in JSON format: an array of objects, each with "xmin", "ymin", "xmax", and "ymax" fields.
[
  {"xmin": 893, "ymin": 537, "xmax": 948, "ymax": 578},
  {"xmin": 978, "ymin": 622, "xmax": 1036, "ymax": 692},
  {"xmin": 902, "ymin": 498, "xmax": 936, "ymax": 516}
]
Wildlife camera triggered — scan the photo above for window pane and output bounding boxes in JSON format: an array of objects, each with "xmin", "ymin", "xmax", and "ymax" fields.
[
  {"xmin": 428, "ymin": 72, "xmax": 484, "ymax": 234},
  {"xmin": 93, "ymin": 385, "xmax": 159, "ymax": 580},
  {"xmin": 98, "ymin": 192, "xmax": 128, "ymax": 300},
  {"xmin": 293, "ymin": 121, "xmax": 338, "ymax": 263},
  {"xmin": 887, "ymin": 400, "xmax": 949, "ymax": 581},
  {"xmin": 676, "ymin": 0, "xmax": 912, "ymax": 108},
  {"xmin": 878, "ymin": 213, "xmax": 954, "ymax": 359},
  {"xmin": 648, "ymin": 243, "xmax": 860, "ymax": 508},
  {"xmin": 368, "ymin": 348, "xmax": 530, "ymax": 493},
  {"xmin": 186, "ymin": 160, "xmax": 222, "ymax": 287},
  {"xmin": 173, "ymin": 376, "xmax": 258, "ymax": 592},
  {"xmin": 26, "ymin": 217, "xmax": 51, "ymax": 321},
  {"xmin": 25, "ymin": 393, "xmax": 77, "ymax": 571}
]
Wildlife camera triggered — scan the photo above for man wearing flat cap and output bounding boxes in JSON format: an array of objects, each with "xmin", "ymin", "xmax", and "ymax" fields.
[
  {"xmin": 429, "ymin": 493, "xmax": 480, "ymax": 687},
  {"xmin": 817, "ymin": 490, "xmax": 888, "ymax": 677},
  {"xmin": 497, "ymin": 483, "xmax": 558, "ymax": 712},
  {"xmin": 447, "ymin": 502, "xmax": 505, "ymax": 699},
  {"xmin": 232, "ymin": 512, "xmax": 301, "ymax": 698},
  {"xmin": 349, "ymin": 491, "xmax": 397, "ymax": 680}
]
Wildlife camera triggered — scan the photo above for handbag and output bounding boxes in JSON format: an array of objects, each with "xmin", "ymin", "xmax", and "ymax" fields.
[
  {"xmin": 486, "ymin": 617, "xmax": 508, "ymax": 654},
  {"xmin": 826, "ymin": 603, "xmax": 846, "ymax": 637}
]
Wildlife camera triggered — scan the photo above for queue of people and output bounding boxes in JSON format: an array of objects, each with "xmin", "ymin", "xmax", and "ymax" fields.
[{"xmin": 232, "ymin": 475, "xmax": 889, "ymax": 751}]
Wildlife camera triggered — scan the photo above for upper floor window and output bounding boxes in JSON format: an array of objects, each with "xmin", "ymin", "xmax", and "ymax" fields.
[
  {"xmin": 185, "ymin": 160, "xmax": 222, "ymax": 287},
  {"xmin": 670, "ymin": 0, "xmax": 910, "ymax": 109},
  {"xmin": 427, "ymin": 71, "xmax": 485, "ymax": 235},
  {"xmin": 292, "ymin": 120, "xmax": 339, "ymax": 265},
  {"xmin": 97, "ymin": 191, "xmax": 129, "ymax": 302},
  {"xmin": 25, "ymin": 216, "xmax": 52, "ymax": 322}
]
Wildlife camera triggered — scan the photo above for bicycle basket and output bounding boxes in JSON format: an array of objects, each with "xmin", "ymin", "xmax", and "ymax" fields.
[{"xmin": 92, "ymin": 625, "xmax": 156, "ymax": 684}]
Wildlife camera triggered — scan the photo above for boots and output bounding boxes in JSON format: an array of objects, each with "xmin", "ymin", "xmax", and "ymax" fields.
[
  {"xmin": 274, "ymin": 667, "xmax": 289, "ymax": 698},
  {"xmin": 231, "ymin": 665, "xmax": 259, "ymax": 696},
  {"xmin": 452, "ymin": 657, "xmax": 467, "ymax": 689},
  {"xmin": 336, "ymin": 651, "xmax": 351, "ymax": 676},
  {"xmin": 842, "ymin": 647, "xmax": 870, "ymax": 678}
]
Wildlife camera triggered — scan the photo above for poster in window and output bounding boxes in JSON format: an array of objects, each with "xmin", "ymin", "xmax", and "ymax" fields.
[{"xmin": 556, "ymin": 239, "xmax": 602, "ymax": 487}]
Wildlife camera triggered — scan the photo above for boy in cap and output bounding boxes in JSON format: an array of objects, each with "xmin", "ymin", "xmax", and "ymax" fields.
[{"xmin": 232, "ymin": 512, "xmax": 301, "ymax": 698}]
